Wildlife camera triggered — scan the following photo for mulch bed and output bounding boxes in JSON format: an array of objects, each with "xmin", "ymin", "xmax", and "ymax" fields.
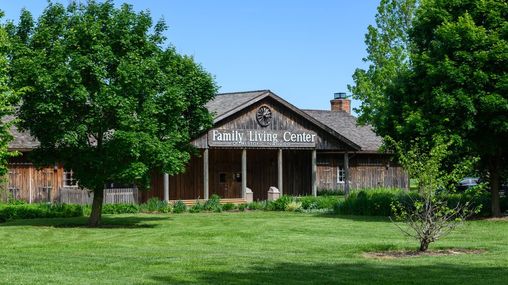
[{"xmin": 364, "ymin": 248, "xmax": 486, "ymax": 259}]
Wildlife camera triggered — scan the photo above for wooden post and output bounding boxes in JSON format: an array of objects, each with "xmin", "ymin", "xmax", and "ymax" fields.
[
  {"xmin": 312, "ymin": 149, "xmax": 317, "ymax": 197},
  {"xmin": 163, "ymin": 173, "xmax": 169, "ymax": 202},
  {"xmin": 278, "ymin": 148, "xmax": 283, "ymax": 195},
  {"xmin": 344, "ymin": 152, "xmax": 350, "ymax": 196},
  {"xmin": 29, "ymin": 166, "xmax": 33, "ymax": 204},
  {"xmin": 203, "ymin": 148, "xmax": 209, "ymax": 200},
  {"xmin": 241, "ymin": 149, "xmax": 247, "ymax": 199}
]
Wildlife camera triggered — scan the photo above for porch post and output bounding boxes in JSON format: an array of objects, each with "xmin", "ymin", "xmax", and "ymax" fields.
[
  {"xmin": 312, "ymin": 149, "xmax": 317, "ymax": 197},
  {"xmin": 163, "ymin": 173, "xmax": 169, "ymax": 202},
  {"xmin": 344, "ymin": 152, "xmax": 350, "ymax": 196},
  {"xmin": 278, "ymin": 148, "xmax": 283, "ymax": 195},
  {"xmin": 203, "ymin": 148, "xmax": 209, "ymax": 200},
  {"xmin": 241, "ymin": 148, "xmax": 247, "ymax": 199}
]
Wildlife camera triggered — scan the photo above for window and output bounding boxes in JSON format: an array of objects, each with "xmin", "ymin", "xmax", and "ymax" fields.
[
  {"xmin": 63, "ymin": 169, "xmax": 78, "ymax": 187},
  {"xmin": 219, "ymin": 173, "xmax": 226, "ymax": 183},
  {"xmin": 337, "ymin": 166, "xmax": 345, "ymax": 183}
]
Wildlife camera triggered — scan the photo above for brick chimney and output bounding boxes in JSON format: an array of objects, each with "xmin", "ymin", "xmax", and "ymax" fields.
[{"xmin": 330, "ymin": 92, "xmax": 350, "ymax": 113}]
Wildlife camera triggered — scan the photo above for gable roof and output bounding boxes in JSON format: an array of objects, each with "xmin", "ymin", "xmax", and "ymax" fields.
[
  {"xmin": 303, "ymin": 110, "xmax": 382, "ymax": 152},
  {"xmin": 4, "ymin": 115, "xmax": 39, "ymax": 151},
  {"xmin": 6, "ymin": 90, "xmax": 382, "ymax": 152},
  {"xmin": 208, "ymin": 90, "xmax": 382, "ymax": 152}
]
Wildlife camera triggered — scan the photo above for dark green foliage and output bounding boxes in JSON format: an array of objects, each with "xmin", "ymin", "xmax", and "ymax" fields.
[
  {"xmin": 172, "ymin": 200, "xmax": 187, "ymax": 214},
  {"xmin": 268, "ymin": 195, "xmax": 294, "ymax": 211},
  {"xmin": 238, "ymin": 203, "xmax": 247, "ymax": 212},
  {"xmin": 203, "ymin": 194, "xmax": 221, "ymax": 212},
  {"xmin": 317, "ymin": 188, "xmax": 345, "ymax": 196},
  {"xmin": 8, "ymin": 1, "xmax": 217, "ymax": 225},
  {"xmin": 298, "ymin": 195, "xmax": 343, "ymax": 210},
  {"xmin": 350, "ymin": 0, "xmax": 508, "ymax": 216},
  {"xmin": 102, "ymin": 204, "xmax": 140, "ymax": 214},
  {"xmin": 0, "ymin": 203, "xmax": 83, "ymax": 222},
  {"xmin": 334, "ymin": 188, "xmax": 505, "ymax": 217},
  {"xmin": 247, "ymin": 201, "xmax": 267, "ymax": 210},
  {"xmin": 334, "ymin": 189, "xmax": 412, "ymax": 216},
  {"xmin": 221, "ymin": 203, "xmax": 236, "ymax": 211},
  {"xmin": 139, "ymin": 198, "xmax": 171, "ymax": 213},
  {"xmin": 188, "ymin": 202, "xmax": 204, "ymax": 213}
]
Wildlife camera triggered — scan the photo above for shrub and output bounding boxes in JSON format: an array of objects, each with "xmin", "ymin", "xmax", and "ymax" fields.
[
  {"xmin": 269, "ymin": 195, "xmax": 293, "ymax": 211},
  {"xmin": 172, "ymin": 200, "xmax": 187, "ymax": 213},
  {"xmin": 285, "ymin": 201, "xmax": 302, "ymax": 212},
  {"xmin": 247, "ymin": 201, "xmax": 267, "ymax": 210},
  {"xmin": 102, "ymin": 203, "xmax": 140, "ymax": 214},
  {"xmin": 140, "ymin": 198, "xmax": 171, "ymax": 213},
  {"xmin": 222, "ymin": 203, "xmax": 236, "ymax": 211},
  {"xmin": 317, "ymin": 188, "xmax": 344, "ymax": 196},
  {"xmin": 203, "ymin": 194, "xmax": 221, "ymax": 211},
  {"xmin": 334, "ymin": 188, "xmax": 411, "ymax": 216},
  {"xmin": 298, "ymin": 195, "xmax": 343, "ymax": 210},
  {"xmin": 238, "ymin": 203, "xmax": 247, "ymax": 211},
  {"xmin": 189, "ymin": 202, "xmax": 204, "ymax": 213},
  {"xmin": 0, "ymin": 203, "xmax": 83, "ymax": 222}
]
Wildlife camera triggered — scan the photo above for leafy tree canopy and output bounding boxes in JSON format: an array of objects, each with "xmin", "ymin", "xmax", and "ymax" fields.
[
  {"xmin": 8, "ymin": 1, "xmax": 217, "ymax": 225},
  {"xmin": 350, "ymin": 0, "xmax": 507, "ymax": 216}
]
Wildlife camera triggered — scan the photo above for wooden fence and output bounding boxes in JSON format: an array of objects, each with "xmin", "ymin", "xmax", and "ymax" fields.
[{"xmin": 58, "ymin": 187, "xmax": 139, "ymax": 205}]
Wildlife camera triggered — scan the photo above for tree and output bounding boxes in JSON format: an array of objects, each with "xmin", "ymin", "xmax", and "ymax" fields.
[
  {"xmin": 389, "ymin": 137, "xmax": 480, "ymax": 252},
  {"xmin": 0, "ymin": 11, "xmax": 19, "ymax": 192},
  {"xmin": 348, "ymin": 0, "xmax": 418, "ymax": 127},
  {"xmin": 9, "ymin": 1, "xmax": 217, "ymax": 226},
  {"xmin": 351, "ymin": 0, "xmax": 507, "ymax": 216}
]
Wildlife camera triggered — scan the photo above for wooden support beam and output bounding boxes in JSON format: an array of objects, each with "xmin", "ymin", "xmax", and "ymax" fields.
[
  {"xmin": 203, "ymin": 148, "xmax": 209, "ymax": 200},
  {"xmin": 312, "ymin": 149, "xmax": 317, "ymax": 197},
  {"xmin": 278, "ymin": 148, "xmax": 283, "ymax": 195},
  {"xmin": 163, "ymin": 173, "xmax": 169, "ymax": 202},
  {"xmin": 344, "ymin": 152, "xmax": 350, "ymax": 196},
  {"xmin": 241, "ymin": 148, "xmax": 247, "ymax": 198}
]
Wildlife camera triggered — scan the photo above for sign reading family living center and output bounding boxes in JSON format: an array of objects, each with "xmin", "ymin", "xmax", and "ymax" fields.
[{"xmin": 208, "ymin": 129, "xmax": 317, "ymax": 148}]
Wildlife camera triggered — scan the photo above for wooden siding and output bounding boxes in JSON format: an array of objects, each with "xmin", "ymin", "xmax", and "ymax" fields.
[
  {"xmin": 4, "ymin": 163, "xmax": 64, "ymax": 203},
  {"xmin": 193, "ymin": 97, "xmax": 355, "ymax": 150},
  {"xmin": 316, "ymin": 153, "xmax": 408, "ymax": 191},
  {"xmin": 145, "ymin": 149, "xmax": 313, "ymax": 201}
]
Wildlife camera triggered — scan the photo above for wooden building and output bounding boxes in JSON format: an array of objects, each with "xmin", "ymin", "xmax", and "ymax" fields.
[
  {"xmin": 145, "ymin": 90, "xmax": 408, "ymax": 203},
  {"xmin": 4, "ymin": 90, "xmax": 407, "ymax": 204}
]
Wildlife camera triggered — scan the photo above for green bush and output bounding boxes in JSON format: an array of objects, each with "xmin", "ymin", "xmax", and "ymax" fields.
[
  {"xmin": 140, "ymin": 198, "xmax": 171, "ymax": 213},
  {"xmin": 189, "ymin": 201, "xmax": 204, "ymax": 213},
  {"xmin": 298, "ymin": 195, "xmax": 343, "ymax": 210},
  {"xmin": 172, "ymin": 200, "xmax": 187, "ymax": 213},
  {"xmin": 333, "ymin": 188, "xmax": 506, "ymax": 217},
  {"xmin": 334, "ymin": 188, "xmax": 411, "ymax": 216},
  {"xmin": 203, "ymin": 194, "xmax": 221, "ymax": 211},
  {"xmin": 0, "ymin": 203, "xmax": 83, "ymax": 222},
  {"xmin": 222, "ymin": 203, "xmax": 236, "ymax": 211},
  {"xmin": 285, "ymin": 201, "xmax": 302, "ymax": 212},
  {"xmin": 238, "ymin": 203, "xmax": 247, "ymax": 211},
  {"xmin": 269, "ymin": 195, "xmax": 293, "ymax": 211},
  {"xmin": 102, "ymin": 203, "xmax": 140, "ymax": 214},
  {"xmin": 317, "ymin": 188, "xmax": 344, "ymax": 196},
  {"xmin": 247, "ymin": 201, "xmax": 267, "ymax": 210}
]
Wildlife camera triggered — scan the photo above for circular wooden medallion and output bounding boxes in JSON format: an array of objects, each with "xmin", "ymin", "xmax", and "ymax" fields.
[{"xmin": 256, "ymin": 106, "xmax": 272, "ymax": 127}]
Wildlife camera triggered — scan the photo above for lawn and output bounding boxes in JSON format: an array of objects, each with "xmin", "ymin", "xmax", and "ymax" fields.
[{"xmin": 0, "ymin": 212, "xmax": 507, "ymax": 284}]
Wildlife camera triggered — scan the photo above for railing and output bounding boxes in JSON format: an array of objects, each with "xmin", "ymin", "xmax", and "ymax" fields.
[{"xmin": 59, "ymin": 187, "xmax": 139, "ymax": 205}]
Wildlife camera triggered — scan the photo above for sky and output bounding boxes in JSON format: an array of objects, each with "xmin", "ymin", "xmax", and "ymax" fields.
[{"xmin": 0, "ymin": 0, "xmax": 379, "ymax": 115}]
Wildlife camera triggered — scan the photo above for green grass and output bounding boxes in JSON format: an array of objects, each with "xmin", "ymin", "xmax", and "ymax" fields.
[{"xmin": 0, "ymin": 212, "xmax": 507, "ymax": 284}]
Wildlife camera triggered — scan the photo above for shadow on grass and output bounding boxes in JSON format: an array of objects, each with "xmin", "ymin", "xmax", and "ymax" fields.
[
  {"xmin": 0, "ymin": 215, "xmax": 170, "ymax": 229},
  {"xmin": 147, "ymin": 261, "xmax": 507, "ymax": 285}
]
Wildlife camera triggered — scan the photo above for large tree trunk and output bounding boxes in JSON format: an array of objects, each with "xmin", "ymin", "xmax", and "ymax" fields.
[
  {"xmin": 489, "ymin": 156, "xmax": 501, "ymax": 217},
  {"xmin": 88, "ymin": 186, "xmax": 104, "ymax": 227}
]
